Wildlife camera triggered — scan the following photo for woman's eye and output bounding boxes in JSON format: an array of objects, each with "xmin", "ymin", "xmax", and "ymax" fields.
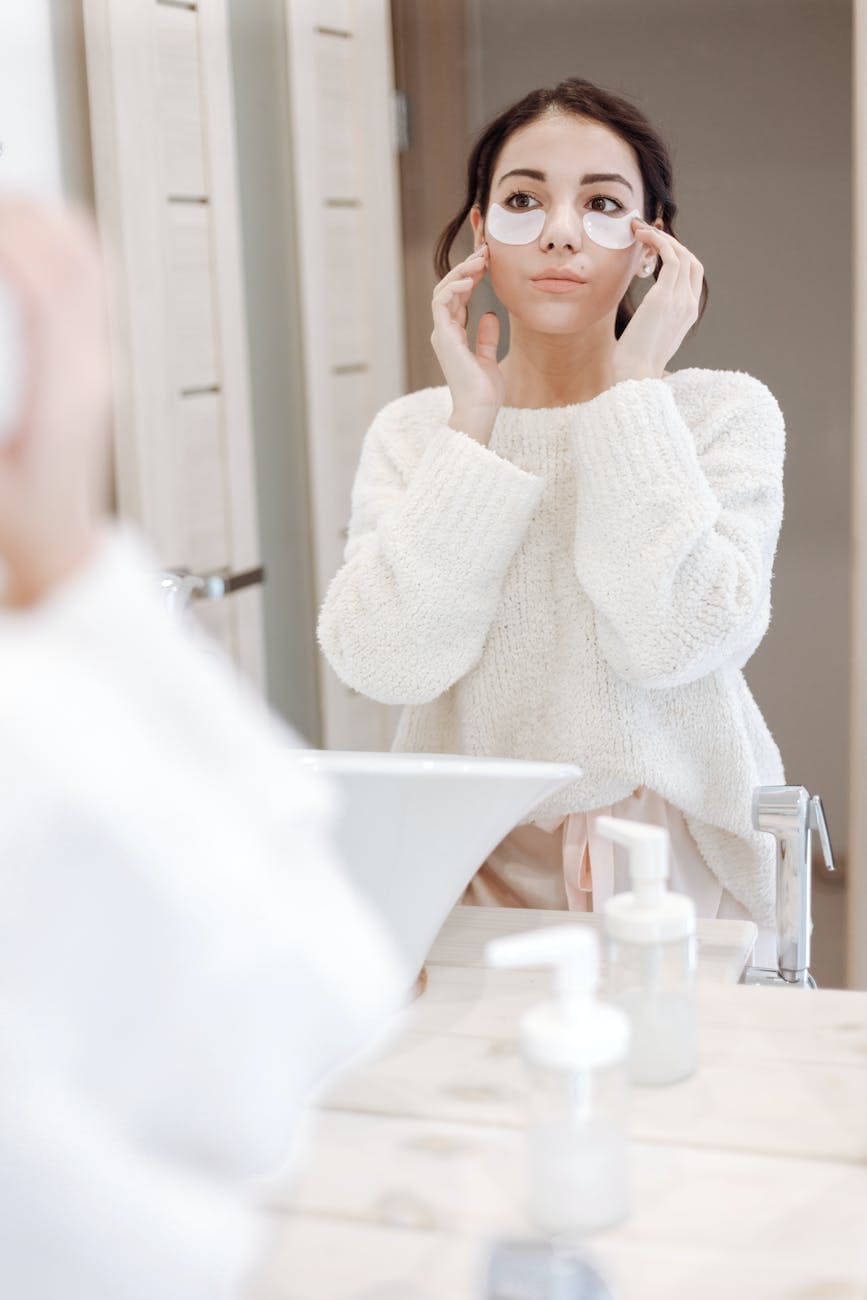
[
  {"xmin": 588, "ymin": 195, "xmax": 624, "ymax": 214},
  {"xmin": 503, "ymin": 191, "xmax": 539, "ymax": 211}
]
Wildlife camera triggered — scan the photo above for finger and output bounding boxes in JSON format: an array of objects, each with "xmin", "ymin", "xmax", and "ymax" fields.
[
  {"xmin": 0, "ymin": 199, "xmax": 99, "ymax": 308},
  {"xmin": 0, "ymin": 204, "xmax": 104, "ymax": 382},
  {"xmin": 638, "ymin": 226, "xmax": 685, "ymax": 288},
  {"xmin": 431, "ymin": 291, "xmax": 470, "ymax": 335},
  {"xmin": 475, "ymin": 311, "xmax": 500, "ymax": 363},
  {"xmin": 434, "ymin": 247, "xmax": 488, "ymax": 292},
  {"xmin": 688, "ymin": 257, "xmax": 704, "ymax": 302},
  {"xmin": 651, "ymin": 226, "xmax": 694, "ymax": 275},
  {"xmin": 0, "ymin": 201, "xmax": 110, "ymax": 433},
  {"xmin": 458, "ymin": 243, "xmax": 487, "ymax": 268},
  {"xmin": 653, "ymin": 230, "xmax": 702, "ymax": 305},
  {"xmin": 432, "ymin": 275, "xmax": 474, "ymax": 302},
  {"xmin": 432, "ymin": 276, "xmax": 475, "ymax": 324},
  {"xmin": 441, "ymin": 250, "xmax": 488, "ymax": 284}
]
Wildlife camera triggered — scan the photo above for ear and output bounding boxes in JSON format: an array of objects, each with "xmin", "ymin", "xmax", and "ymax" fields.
[{"xmin": 470, "ymin": 204, "xmax": 484, "ymax": 248}]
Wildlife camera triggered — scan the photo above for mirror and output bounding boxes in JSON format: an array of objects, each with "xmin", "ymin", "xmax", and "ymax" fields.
[
  {"xmin": 391, "ymin": 0, "xmax": 851, "ymax": 985},
  {"xmin": 227, "ymin": 0, "xmax": 857, "ymax": 986},
  {"xmin": 34, "ymin": 0, "xmax": 852, "ymax": 984}
]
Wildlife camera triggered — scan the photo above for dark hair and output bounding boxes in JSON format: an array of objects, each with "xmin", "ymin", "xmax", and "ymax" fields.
[{"xmin": 434, "ymin": 77, "xmax": 708, "ymax": 340}]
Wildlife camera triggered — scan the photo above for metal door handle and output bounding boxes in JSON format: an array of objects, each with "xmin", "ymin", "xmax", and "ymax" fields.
[
  {"xmin": 159, "ymin": 565, "xmax": 265, "ymax": 615},
  {"xmin": 198, "ymin": 565, "xmax": 265, "ymax": 601}
]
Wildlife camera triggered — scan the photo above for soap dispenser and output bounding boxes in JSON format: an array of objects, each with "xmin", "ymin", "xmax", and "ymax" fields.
[
  {"xmin": 595, "ymin": 816, "xmax": 697, "ymax": 1087},
  {"xmin": 486, "ymin": 924, "xmax": 631, "ymax": 1238}
]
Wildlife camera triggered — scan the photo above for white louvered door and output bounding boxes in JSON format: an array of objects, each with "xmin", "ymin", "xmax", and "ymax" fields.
[
  {"xmin": 283, "ymin": 0, "xmax": 406, "ymax": 750},
  {"xmin": 82, "ymin": 0, "xmax": 265, "ymax": 685}
]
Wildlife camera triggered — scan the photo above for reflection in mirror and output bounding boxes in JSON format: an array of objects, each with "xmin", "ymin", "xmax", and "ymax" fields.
[
  {"xmin": 315, "ymin": 1, "xmax": 852, "ymax": 985},
  {"xmin": 55, "ymin": 0, "xmax": 852, "ymax": 984}
]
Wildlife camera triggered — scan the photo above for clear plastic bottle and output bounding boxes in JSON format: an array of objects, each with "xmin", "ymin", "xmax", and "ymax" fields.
[
  {"xmin": 595, "ymin": 816, "xmax": 697, "ymax": 1087},
  {"xmin": 485, "ymin": 924, "xmax": 631, "ymax": 1238}
]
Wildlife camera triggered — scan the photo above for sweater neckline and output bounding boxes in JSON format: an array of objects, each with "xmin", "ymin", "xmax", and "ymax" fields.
[{"xmin": 496, "ymin": 366, "xmax": 684, "ymax": 416}]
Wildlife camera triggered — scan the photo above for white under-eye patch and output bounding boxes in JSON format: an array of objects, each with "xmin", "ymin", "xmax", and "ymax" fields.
[
  {"xmin": 583, "ymin": 206, "xmax": 643, "ymax": 249},
  {"xmin": 485, "ymin": 202, "xmax": 546, "ymax": 245},
  {"xmin": 487, "ymin": 201, "xmax": 645, "ymax": 250}
]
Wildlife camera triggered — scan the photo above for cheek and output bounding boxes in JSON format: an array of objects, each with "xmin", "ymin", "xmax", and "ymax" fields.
[
  {"xmin": 486, "ymin": 248, "xmax": 525, "ymax": 295},
  {"xmin": 591, "ymin": 248, "xmax": 639, "ymax": 295}
]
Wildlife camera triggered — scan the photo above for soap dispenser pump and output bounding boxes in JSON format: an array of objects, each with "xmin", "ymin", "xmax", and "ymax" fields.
[
  {"xmin": 595, "ymin": 816, "xmax": 697, "ymax": 1086},
  {"xmin": 486, "ymin": 924, "xmax": 631, "ymax": 1238}
]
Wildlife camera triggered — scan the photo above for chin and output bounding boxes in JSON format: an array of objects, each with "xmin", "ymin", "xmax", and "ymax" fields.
[
  {"xmin": 505, "ymin": 290, "xmax": 620, "ymax": 336},
  {"xmin": 510, "ymin": 304, "xmax": 593, "ymax": 335}
]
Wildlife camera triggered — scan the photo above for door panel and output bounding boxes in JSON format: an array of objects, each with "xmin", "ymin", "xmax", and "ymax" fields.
[
  {"xmin": 284, "ymin": 0, "xmax": 406, "ymax": 748},
  {"xmin": 83, "ymin": 0, "xmax": 264, "ymax": 684}
]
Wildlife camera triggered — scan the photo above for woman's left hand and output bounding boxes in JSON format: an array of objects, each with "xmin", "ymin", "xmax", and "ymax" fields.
[{"xmin": 611, "ymin": 217, "xmax": 704, "ymax": 384}]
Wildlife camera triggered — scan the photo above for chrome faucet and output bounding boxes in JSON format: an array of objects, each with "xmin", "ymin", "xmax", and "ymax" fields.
[{"xmin": 742, "ymin": 785, "xmax": 835, "ymax": 989}]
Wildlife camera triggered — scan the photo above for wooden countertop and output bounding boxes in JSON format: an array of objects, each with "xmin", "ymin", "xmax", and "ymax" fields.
[{"xmin": 252, "ymin": 906, "xmax": 867, "ymax": 1300}]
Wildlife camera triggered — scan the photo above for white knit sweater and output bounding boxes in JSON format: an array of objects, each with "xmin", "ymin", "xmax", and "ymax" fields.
[{"xmin": 317, "ymin": 368, "xmax": 787, "ymax": 928}]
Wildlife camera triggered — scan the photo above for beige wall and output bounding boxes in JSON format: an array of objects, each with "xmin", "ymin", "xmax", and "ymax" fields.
[{"xmin": 225, "ymin": 0, "xmax": 322, "ymax": 743}]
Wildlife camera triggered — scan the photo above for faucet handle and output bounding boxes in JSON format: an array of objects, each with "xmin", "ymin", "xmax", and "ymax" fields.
[{"xmin": 809, "ymin": 794, "xmax": 835, "ymax": 873}]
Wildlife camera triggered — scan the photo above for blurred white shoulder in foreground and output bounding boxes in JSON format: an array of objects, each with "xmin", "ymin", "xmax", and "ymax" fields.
[{"xmin": 0, "ymin": 526, "xmax": 410, "ymax": 1300}]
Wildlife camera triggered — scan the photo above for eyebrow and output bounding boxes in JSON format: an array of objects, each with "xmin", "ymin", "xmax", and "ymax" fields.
[{"xmin": 496, "ymin": 168, "xmax": 634, "ymax": 194}]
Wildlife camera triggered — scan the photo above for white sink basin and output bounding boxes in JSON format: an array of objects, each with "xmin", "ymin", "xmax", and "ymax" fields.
[{"xmin": 291, "ymin": 750, "xmax": 583, "ymax": 975}]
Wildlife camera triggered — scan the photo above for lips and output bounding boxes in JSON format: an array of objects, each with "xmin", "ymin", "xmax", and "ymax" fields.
[
  {"xmin": 531, "ymin": 269, "xmax": 585, "ymax": 284},
  {"xmin": 530, "ymin": 269, "xmax": 587, "ymax": 293},
  {"xmin": 531, "ymin": 274, "xmax": 586, "ymax": 294}
]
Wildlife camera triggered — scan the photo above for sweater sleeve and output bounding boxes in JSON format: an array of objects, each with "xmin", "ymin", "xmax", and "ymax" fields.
[
  {"xmin": 569, "ymin": 372, "xmax": 785, "ymax": 690},
  {"xmin": 317, "ymin": 396, "xmax": 545, "ymax": 705}
]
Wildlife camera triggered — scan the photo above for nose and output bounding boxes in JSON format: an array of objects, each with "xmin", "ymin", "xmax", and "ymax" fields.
[{"xmin": 541, "ymin": 201, "xmax": 584, "ymax": 253}]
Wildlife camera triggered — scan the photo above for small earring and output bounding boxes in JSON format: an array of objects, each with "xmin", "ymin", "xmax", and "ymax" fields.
[{"xmin": 643, "ymin": 263, "xmax": 655, "ymax": 276}]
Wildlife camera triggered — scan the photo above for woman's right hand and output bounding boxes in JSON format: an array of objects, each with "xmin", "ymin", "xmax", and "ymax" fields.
[
  {"xmin": 430, "ymin": 243, "xmax": 504, "ymax": 446},
  {"xmin": 0, "ymin": 198, "xmax": 114, "ymax": 607}
]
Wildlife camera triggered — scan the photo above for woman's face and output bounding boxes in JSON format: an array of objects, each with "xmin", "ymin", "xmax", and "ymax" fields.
[{"xmin": 471, "ymin": 112, "xmax": 657, "ymax": 335}]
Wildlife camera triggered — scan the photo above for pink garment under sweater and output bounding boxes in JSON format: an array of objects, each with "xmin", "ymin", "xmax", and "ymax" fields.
[{"xmin": 462, "ymin": 784, "xmax": 776, "ymax": 968}]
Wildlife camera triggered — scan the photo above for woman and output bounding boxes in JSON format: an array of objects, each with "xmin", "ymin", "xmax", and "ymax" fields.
[
  {"xmin": 318, "ymin": 77, "xmax": 785, "ymax": 964},
  {"xmin": 0, "ymin": 196, "xmax": 407, "ymax": 1300}
]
